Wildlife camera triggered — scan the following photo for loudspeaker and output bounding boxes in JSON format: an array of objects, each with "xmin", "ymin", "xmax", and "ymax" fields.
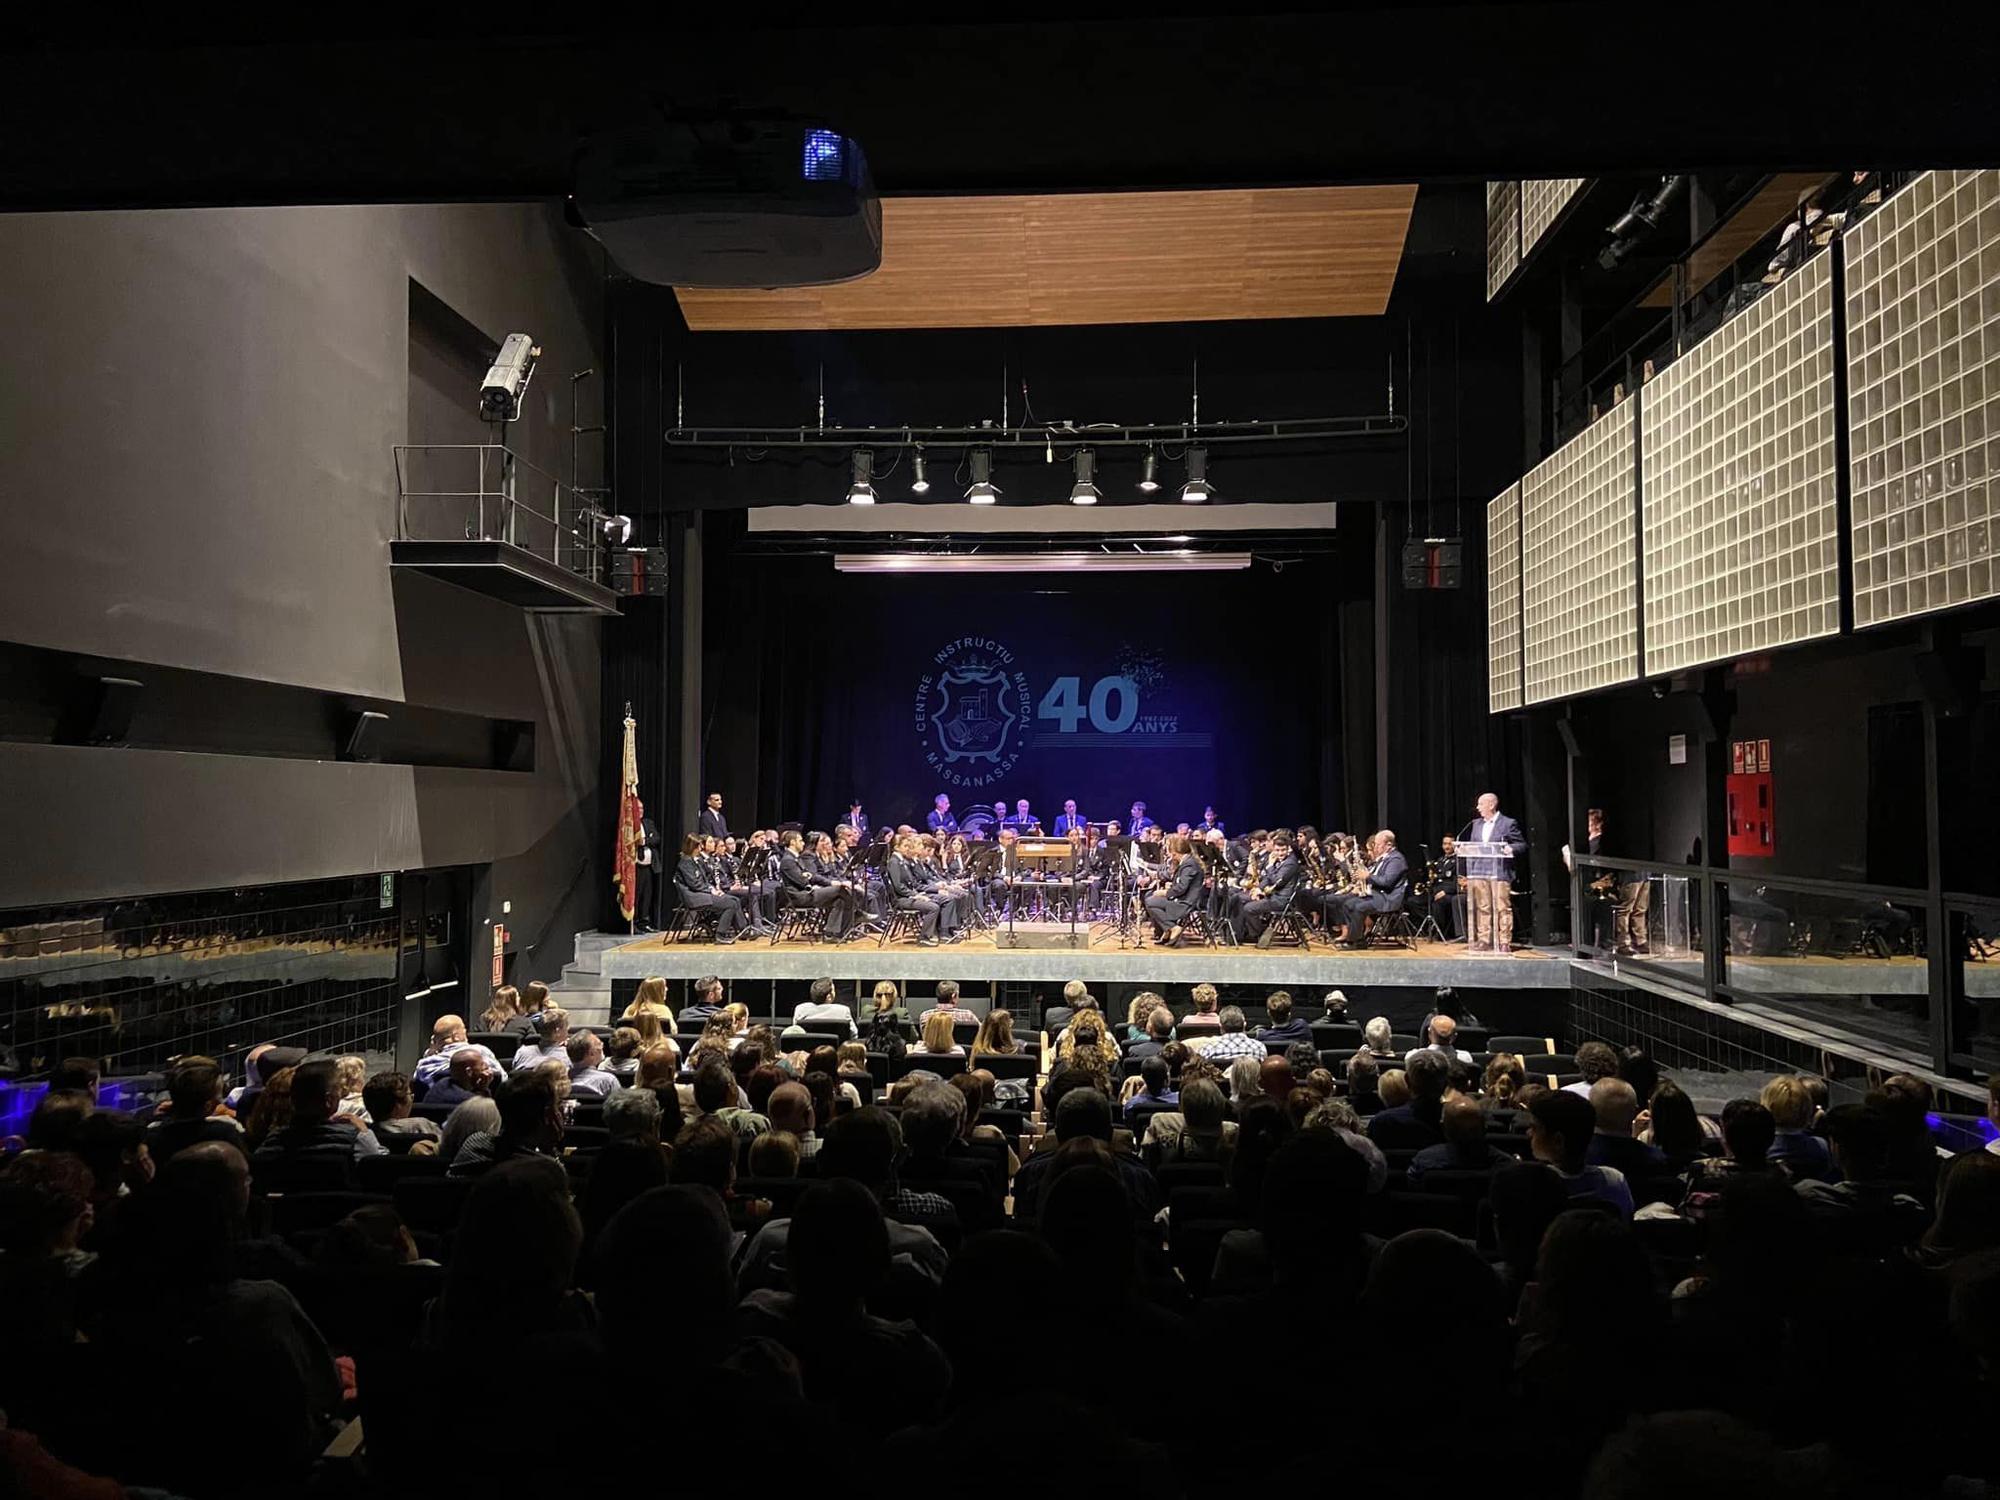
[
  {"xmin": 339, "ymin": 709, "xmax": 389, "ymax": 762},
  {"xmin": 56, "ymin": 675, "xmax": 143, "ymax": 746},
  {"xmin": 1400, "ymin": 537, "xmax": 1463, "ymax": 589},
  {"xmin": 492, "ymin": 720, "xmax": 537, "ymax": 773}
]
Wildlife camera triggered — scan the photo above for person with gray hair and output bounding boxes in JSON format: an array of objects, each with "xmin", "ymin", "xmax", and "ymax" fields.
[
  {"xmin": 566, "ymin": 1030, "xmax": 623, "ymax": 1098},
  {"xmin": 1585, "ymin": 1076, "xmax": 1670, "ymax": 1178},
  {"xmin": 1196, "ymin": 1005, "xmax": 1268, "ymax": 1063},
  {"xmin": 1226, "ymin": 1055, "xmax": 1265, "ymax": 1111},
  {"xmin": 899, "ymin": 1081, "xmax": 966, "ymax": 1168},
  {"xmin": 1303, "ymin": 1096, "xmax": 1390, "ymax": 1192},
  {"xmin": 1366, "ymin": 1047, "xmax": 1450, "ymax": 1150},
  {"xmin": 1363, "ymin": 1016, "xmax": 1396, "ymax": 1058},
  {"xmin": 604, "ymin": 1086, "xmax": 663, "ymax": 1146}
]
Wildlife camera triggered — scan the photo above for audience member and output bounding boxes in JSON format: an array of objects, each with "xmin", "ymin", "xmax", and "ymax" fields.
[
  {"xmin": 363, "ymin": 1071, "xmax": 441, "ymax": 1154},
  {"xmin": 1180, "ymin": 982, "xmax": 1223, "ymax": 1033},
  {"xmin": 254, "ymin": 1058, "xmax": 384, "ymax": 1165},
  {"xmin": 1196, "ymin": 1005, "xmax": 1267, "ymax": 1063},
  {"xmin": 1366, "ymin": 1047, "xmax": 1449, "ymax": 1149},
  {"xmin": 677, "ymin": 974, "xmax": 726, "ymax": 1027},
  {"xmin": 1585, "ymin": 1077, "xmax": 1670, "ymax": 1179},
  {"xmin": 146, "ymin": 1057, "xmax": 246, "ymax": 1160},
  {"xmin": 1408, "ymin": 1092, "xmax": 1515, "ymax": 1180},
  {"xmin": 1362, "ymin": 1015, "xmax": 1397, "ymax": 1059},
  {"xmin": 1526, "ymin": 1087, "xmax": 1632, "ymax": 1215},
  {"xmin": 1565, "ymin": 1039, "xmax": 1621, "ymax": 1097},
  {"xmin": 603, "ymin": 1026, "xmax": 644, "ymax": 1086},
  {"xmin": 422, "ymin": 1045, "xmax": 496, "ymax": 1109},
  {"xmin": 410, "ymin": 1013, "xmax": 503, "ymax": 1093},
  {"xmin": 511, "ymin": 1007, "xmax": 572, "ymax": 1071},
  {"xmin": 1255, "ymin": 990, "xmax": 1312, "ymax": 1048},
  {"xmin": 1409, "ymin": 1012, "xmax": 1473, "ymax": 1065},
  {"xmin": 1761, "ymin": 1075, "xmax": 1834, "ymax": 1181},
  {"xmin": 449, "ymin": 1069, "xmax": 563, "ymax": 1177},
  {"xmin": 912, "ymin": 1009, "xmax": 965, "ymax": 1058}
]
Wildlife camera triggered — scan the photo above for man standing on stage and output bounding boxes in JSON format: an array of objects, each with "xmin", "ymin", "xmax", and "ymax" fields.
[
  {"xmin": 927, "ymin": 794, "xmax": 958, "ymax": 835},
  {"xmin": 1464, "ymin": 793, "xmax": 1528, "ymax": 951},
  {"xmin": 698, "ymin": 791, "xmax": 729, "ymax": 841},
  {"xmin": 1053, "ymin": 799, "xmax": 1085, "ymax": 836},
  {"xmin": 1128, "ymin": 800, "xmax": 1155, "ymax": 837}
]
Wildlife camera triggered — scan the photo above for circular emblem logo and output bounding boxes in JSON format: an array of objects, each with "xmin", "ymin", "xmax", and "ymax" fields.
[{"xmin": 913, "ymin": 636, "xmax": 1032, "ymax": 789}]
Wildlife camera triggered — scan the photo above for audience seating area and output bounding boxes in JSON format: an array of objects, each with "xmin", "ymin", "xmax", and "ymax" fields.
[{"xmin": 3, "ymin": 980, "xmax": 1999, "ymax": 1499}]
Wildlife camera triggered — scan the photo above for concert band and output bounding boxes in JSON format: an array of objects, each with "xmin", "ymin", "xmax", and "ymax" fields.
[{"xmin": 651, "ymin": 791, "xmax": 1527, "ymax": 950}]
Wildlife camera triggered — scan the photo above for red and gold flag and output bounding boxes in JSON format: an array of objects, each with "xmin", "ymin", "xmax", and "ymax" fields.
[{"xmin": 614, "ymin": 709, "xmax": 641, "ymax": 925}]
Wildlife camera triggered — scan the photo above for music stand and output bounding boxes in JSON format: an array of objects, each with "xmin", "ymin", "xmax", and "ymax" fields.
[{"xmin": 1090, "ymin": 836, "xmax": 1147, "ymax": 949}]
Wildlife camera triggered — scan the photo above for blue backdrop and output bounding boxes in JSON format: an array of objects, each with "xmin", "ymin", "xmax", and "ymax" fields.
[{"xmin": 703, "ymin": 558, "xmax": 1348, "ymax": 838}]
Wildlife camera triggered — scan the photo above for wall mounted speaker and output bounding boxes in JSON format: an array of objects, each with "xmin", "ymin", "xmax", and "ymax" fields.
[{"xmin": 339, "ymin": 709, "xmax": 390, "ymax": 762}]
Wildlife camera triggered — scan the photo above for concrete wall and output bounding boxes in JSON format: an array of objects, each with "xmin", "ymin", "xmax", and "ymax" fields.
[{"xmin": 0, "ymin": 203, "xmax": 610, "ymax": 977}]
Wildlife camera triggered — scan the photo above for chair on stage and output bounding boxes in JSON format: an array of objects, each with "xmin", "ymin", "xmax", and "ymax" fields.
[
  {"xmin": 1364, "ymin": 900, "xmax": 1418, "ymax": 950},
  {"xmin": 773, "ymin": 894, "xmax": 830, "ymax": 945},
  {"xmin": 878, "ymin": 909, "xmax": 926, "ymax": 947},
  {"xmin": 664, "ymin": 899, "xmax": 723, "ymax": 944},
  {"xmin": 1255, "ymin": 887, "xmax": 1314, "ymax": 951},
  {"xmin": 1177, "ymin": 908, "xmax": 1234, "ymax": 948}
]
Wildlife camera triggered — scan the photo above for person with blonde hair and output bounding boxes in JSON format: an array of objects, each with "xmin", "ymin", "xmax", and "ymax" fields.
[
  {"xmin": 869, "ymin": 980, "xmax": 908, "ymax": 1022},
  {"xmin": 1181, "ymin": 983, "xmax": 1223, "ymax": 1033},
  {"xmin": 972, "ymin": 1009, "xmax": 1018, "ymax": 1056},
  {"xmin": 333, "ymin": 1056, "xmax": 369, "ymax": 1120},
  {"xmin": 621, "ymin": 975, "xmax": 671, "ymax": 1026},
  {"xmin": 1124, "ymin": 993, "xmax": 1160, "ymax": 1045},
  {"xmin": 912, "ymin": 1009, "xmax": 964, "ymax": 1059},
  {"xmin": 1762, "ymin": 1074, "xmax": 1833, "ymax": 1180}
]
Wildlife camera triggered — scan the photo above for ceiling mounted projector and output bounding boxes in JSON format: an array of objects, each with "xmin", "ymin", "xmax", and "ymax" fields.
[{"xmin": 571, "ymin": 116, "xmax": 882, "ymax": 288}]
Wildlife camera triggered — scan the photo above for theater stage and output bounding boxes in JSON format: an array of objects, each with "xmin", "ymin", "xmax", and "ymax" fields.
[{"xmin": 598, "ymin": 928, "xmax": 1571, "ymax": 990}]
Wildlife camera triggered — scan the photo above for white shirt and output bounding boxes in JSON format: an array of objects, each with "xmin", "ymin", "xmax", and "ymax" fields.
[{"xmin": 1477, "ymin": 816, "xmax": 1499, "ymax": 843}]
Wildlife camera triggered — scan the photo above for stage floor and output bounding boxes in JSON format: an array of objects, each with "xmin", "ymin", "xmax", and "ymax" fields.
[{"xmin": 600, "ymin": 928, "xmax": 1572, "ymax": 989}]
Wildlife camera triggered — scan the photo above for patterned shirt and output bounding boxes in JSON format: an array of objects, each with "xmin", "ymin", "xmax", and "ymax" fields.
[{"xmin": 1195, "ymin": 1032, "xmax": 1268, "ymax": 1063}]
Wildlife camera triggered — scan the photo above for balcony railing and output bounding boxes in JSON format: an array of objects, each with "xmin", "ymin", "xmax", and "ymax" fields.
[{"xmin": 393, "ymin": 444, "xmax": 606, "ymax": 583}]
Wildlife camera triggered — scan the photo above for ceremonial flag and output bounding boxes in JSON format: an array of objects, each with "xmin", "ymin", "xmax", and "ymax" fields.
[{"xmin": 614, "ymin": 708, "xmax": 640, "ymax": 925}]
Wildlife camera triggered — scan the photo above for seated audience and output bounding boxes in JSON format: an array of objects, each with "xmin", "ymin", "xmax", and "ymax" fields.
[
  {"xmin": 765, "ymin": 1081, "xmax": 819, "ymax": 1156},
  {"xmin": 736, "ymin": 1179, "xmax": 952, "ymax": 1434},
  {"xmin": 1015, "ymin": 1088, "xmax": 1159, "ymax": 1223},
  {"xmin": 694, "ymin": 1061, "xmax": 768, "ymax": 1139},
  {"xmin": 1636, "ymin": 1079, "xmax": 1713, "ymax": 1166},
  {"xmin": 1043, "ymin": 978, "xmax": 1092, "ymax": 1033},
  {"xmin": 1362, "ymin": 1015, "xmax": 1397, "ymax": 1059},
  {"xmin": 449, "ymin": 1069, "xmax": 563, "ymax": 1177},
  {"xmin": 422, "ymin": 1045, "xmax": 496, "ymax": 1109},
  {"xmin": 480, "ymin": 981, "xmax": 535, "ymax": 1036},
  {"xmin": 1482, "ymin": 1052, "xmax": 1528, "ymax": 1123},
  {"xmin": 1124, "ymin": 1055, "xmax": 1179, "ymax": 1126},
  {"xmin": 748, "ymin": 1130, "xmax": 802, "ymax": 1180},
  {"xmin": 254, "ymin": 1058, "xmax": 384, "ymax": 1164},
  {"xmin": 676, "ymin": 973, "xmax": 727, "ymax": 1027},
  {"xmin": 1526, "ymin": 1087, "xmax": 1632, "ymax": 1215},
  {"xmin": 1585, "ymin": 1077, "xmax": 1671, "ymax": 1178},
  {"xmin": 1125, "ymin": 1003, "xmax": 1176, "ymax": 1062},
  {"xmin": 146, "ymin": 1057, "xmax": 246, "ymax": 1160},
  {"xmin": 603, "ymin": 1026, "xmax": 644, "ymax": 1086},
  {"xmin": 1346, "ymin": 1051, "xmax": 1384, "ymax": 1115},
  {"xmin": 918, "ymin": 979, "xmax": 979, "ymax": 1028},
  {"xmin": 1194, "ymin": 1005, "xmax": 1267, "ymax": 1063},
  {"xmin": 511, "ymin": 1006, "xmax": 572, "ymax": 1071},
  {"xmin": 363, "ymin": 1071, "xmax": 441, "ymax": 1154},
  {"xmin": 1762, "ymin": 1075, "xmax": 1834, "ymax": 1181},
  {"xmin": 1793, "ymin": 1102, "xmax": 1927, "ymax": 1246},
  {"xmin": 410, "ymin": 1013, "xmax": 503, "ymax": 1093},
  {"xmin": 1366, "ymin": 1048, "xmax": 1449, "ymax": 1149},
  {"xmin": 1565, "ymin": 1040, "xmax": 1621, "ymax": 1098},
  {"xmin": 1254, "ymin": 990, "xmax": 1312, "ymax": 1049},
  {"xmin": 1680, "ymin": 1099, "xmax": 1781, "ymax": 1223},
  {"xmin": 566, "ymin": 1029, "xmax": 624, "ymax": 1098},
  {"xmin": 911, "ymin": 1008, "xmax": 965, "ymax": 1059},
  {"xmin": 603, "ymin": 1085, "xmax": 666, "ymax": 1148},
  {"xmin": 1408, "ymin": 1092, "xmax": 1516, "ymax": 1180},
  {"xmin": 1179, "ymin": 982, "xmax": 1223, "ymax": 1033},
  {"xmin": 333, "ymin": 1055, "xmax": 368, "ymax": 1119},
  {"xmin": 789, "ymin": 975, "xmax": 858, "ymax": 1039},
  {"xmin": 971, "ymin": 1007, "xmax": 1020, "ymax": 1056}
]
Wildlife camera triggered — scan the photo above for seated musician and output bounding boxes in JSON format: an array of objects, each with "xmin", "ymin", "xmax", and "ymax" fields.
[
  {"xmin": 1144, "ymin": 833, "xmax": 1205, "ymax": 946},
  {"xmin": 1329, "ymin": 830, "xmax": 1410, "ymax": 948},
  {"xmin": 927, "ymin": 794, "xmax": 958, "ymax": 835},
  {"xmin": 1197, "ymin": 805, "xmax": 1222, "ymax": 834},
  {"xmin": 833, "ymin": 824, "xmax": 886, "ymax": 922},
  {"xmin": 777, "ymin": 829, "xmax": 858, "ymax": 940},
  {"xmin": 711, "ymin": 832, "xmax": 774, "ymax": 931},
  {"xmin": 885, "ymin": 834, "xmax": 944, "ymax": 946},
  {"xmin": 1239, "ymin": 828, "xmax": 1303, "ymax": 945},
  {"xmin": 917, "ymin": 834, "xmax": 972, "ymax": 939},
  {"xmin": 674, "ymin": 833, "xmax": 745, "ymax": 942},
  {"xmin": 1430, "ymin": 834, "xmax": 1464, "ymax": 940},
  {"xmin": 1052, "ymin": 798, "xmax": 1085, "ymax": 836}
]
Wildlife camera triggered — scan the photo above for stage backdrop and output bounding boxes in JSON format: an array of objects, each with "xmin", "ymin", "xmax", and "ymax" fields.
[{"xmin": 701, "ymin": 555, "xmax": 1349, "ymax": 839}]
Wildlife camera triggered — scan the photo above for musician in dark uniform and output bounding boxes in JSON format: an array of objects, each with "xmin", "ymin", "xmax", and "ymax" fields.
[
  {"xmin": 673, "ymin": 833, "xmax": 744, "ymax": 941},
  {"xmin": 1127, "ymin": 801, "xmax": 1156, "ymax": 837},
  {"xmin": 1428, "ymin": 835, "xmax": 1465, "ymax": 940},
  {"xmin": 1144, "ymin": 833, "xmax": 1205, "ymax": 945},
  {"xmin": 845, "ymin": 801, "xmax": 868, "ymax": 840},
  {"xmin": 1003, "ymin": 798, "xmax": 1040, "ymax": 834},
  {"xmin": 1196, "ymin": 806, "xmax": 1221, "ymax": 834},
  {"xmin": 778, "ymin": 830, "xmax": 857, "ymax": 939},
  {"xmin": 1240, "ymin": 829, "xmax": 1303, "ymax": 945},
  {"xmin": 917, "ymin": 837, "xmax": 972, "ymax": 938},
  {"xmin": 1328, "ymin": 830, "xmax": 1411, "ymax": 948},
  {"xmin": 927, "ymin": 794, "xmax": 958, "ymax": 835},
  {"xmin": 697, "ymin": 792, "xmax": 729, "ymax": 841},
  {"xmin": 631, "ymin": 807, "xmax": 662, "ymax": 931},
  {"xmin": 885, "ymin": 835, "xmax": 943, "ymax": 946},
  {"xmin": 1052, "ymin": 799, "xmax": 1085, "ymax": 836}
]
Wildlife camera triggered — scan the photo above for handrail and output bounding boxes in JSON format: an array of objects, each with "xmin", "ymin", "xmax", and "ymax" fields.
[
  {"xmin": 393, "ymin": 443, "xmax": 607, "ymax": 582},
  {"xmin": 1575, "ymin": 855, "xmax": 1937, "ymax": 906}
]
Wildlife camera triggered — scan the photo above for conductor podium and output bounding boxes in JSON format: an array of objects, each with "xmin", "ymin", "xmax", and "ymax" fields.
[{"xmin": 997, "ymin": 838, "xmax": 1084, "ymax": 948}]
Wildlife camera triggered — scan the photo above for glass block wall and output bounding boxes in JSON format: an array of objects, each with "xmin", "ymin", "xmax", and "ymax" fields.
[
  {"xmin": 1845, "ymin": 168, "xmax": 2000, "ymax": 627},
  {"xmin": 1643, "ymin": 251, "xmax": 1841, "ymax": 674},
  {"xmin": 1487, "ymin": 180, "xmax": 1522, "ymax": 301},
  {"xmin": 1488, "ymin": 483, "xmax": 1524, "ymax": 712},
  {"xmin": 1522, "ymin": 178, "xmax": 1585, "ymax": 255},
  {"xmin": 1521, "ymin": 397, "xmax": 1640, "ymax": 705},
  {"xmin": 0, "ymin": 876, "xmax": 401, "ymax": 1090}
]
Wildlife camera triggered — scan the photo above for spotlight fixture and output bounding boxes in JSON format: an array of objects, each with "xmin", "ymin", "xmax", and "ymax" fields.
[
  {"xmin": 1137, "ymin": 445, "xmax": 1160, "ymax": 492},
  {"xmin": 1069, "ymin": 450, "xmax": 1101, "ymax": 506},
  {"xmin": 846, "ymin": 449, "xmax": 877, "ymax": 505},
  {"xmin": 1179, "ymin": 446, "xmax": 1213, "ymax": 503},
  {"xmin": 909, "ymin": 447, "xmax": 930, "ymax": 495},
  {"xmin": 965, "ymin": 448, "xmax": 1001, "ymax": 505}
]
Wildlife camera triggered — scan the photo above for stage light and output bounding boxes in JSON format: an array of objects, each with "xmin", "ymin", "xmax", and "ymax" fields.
[
  {"xmin": 594, "ymin": 512, "xmax": 633, "ymax": 546},
  {"xmin": 909, "ymin": 447, "xmax": 930, "ymax": 494},
  {"xmin": 846, "ymin": 449, "xmax": 877, "ymax": 505},
  {"xmin": 836, "ymin": 551, "xmax": 1252, "ymax": 574},
  {"xmin": 1137, "ymin": 446, "xmax": 1160, "ymax": 492},
  {"xmin": 1179, "ymin": 446, "xmax": 1213, "ymax": 503},
  {"xmin": 801, "ymin": 128, "xmax": 845, "ymax": 182},
  {"xmin": 965, "ymin": 448, "xmax": 1001, "ymax": 505},
  {"xmin": 479, "ymin": 333, "xmax": 540, "ymax": 422},
  {"xmin": 1069, "ymin": 449, "xmax": 1101, "ymax": 505}
]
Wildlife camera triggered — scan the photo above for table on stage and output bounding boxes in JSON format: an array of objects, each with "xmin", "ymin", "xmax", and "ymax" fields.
[{"xmin": 1004, "ymin": 839, "xmax": 1083, "ymax": 937}]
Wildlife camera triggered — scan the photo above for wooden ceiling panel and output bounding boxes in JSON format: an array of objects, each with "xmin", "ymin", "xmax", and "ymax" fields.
[{"xmin": 674, "ymin": 185, "xmax": 1417, "ymax": 330}]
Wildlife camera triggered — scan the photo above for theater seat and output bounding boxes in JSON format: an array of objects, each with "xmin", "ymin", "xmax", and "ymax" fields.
[
  {"xmin": 1375, "ymin": 1191, "xmax": 1479, "ymax": 1238},
  {"xmin": 270, "ymin": 1190, "xmax": 391, "ymax": 1236},
  {"xmin": 973, "ymin": 1053, "xmax": 1038, "ymax": 1082},
  {"xmin": 393, "ymin": 1175, "xmax": 476, "ymax": 1235},
  {"xmin": 1490, "ymin": 1035, "xmax": 1558, "ymax": 1056},
  {"xmin": 356, "ymin": 1153, "xmax": 447, "ymax": 1192}
]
